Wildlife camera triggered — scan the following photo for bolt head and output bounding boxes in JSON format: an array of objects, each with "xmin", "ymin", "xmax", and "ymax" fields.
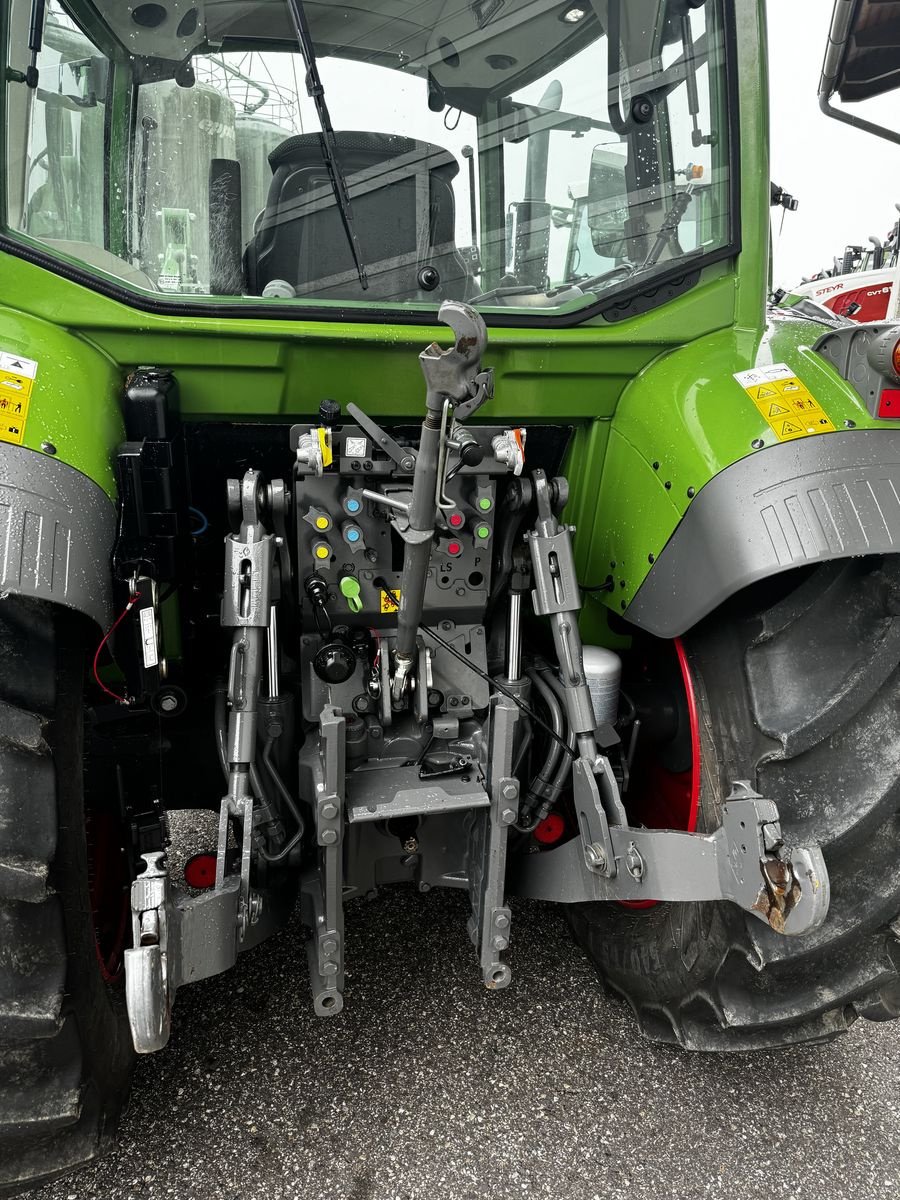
[
  {"xmin": 501, "ymin": 807, "xmax": 516, "ymax": 825},
  {"xmin": 322, "ymin": 961, "xmax": 338, "ymax": 976},
  {"xmin": 585, "ymin": 842, "xmax": 607, "ymax": 869},
  {"xmin": 495, "ymin": 914, "xmax": 510, "ymax": 929},
  {"xmin": 492, "ymin": 936, "xmax": 508, "ymax": 951},
  {"xmin": 322, "ymin": 938, "xmax": 337, "ymax": 955},
  {"xmin": 159, "ymin": 693, "xmax": 179, "ymax": 713},
  {"xmin": 320, "ymin": 829, "xmax": 338, "ymax": 845},
  {"xmin": 320, "ymin": 801, "xmax": 338, "ymax": 820},
  {"xmin": 501, "ymin": 781, "xmax": 518, "ymax": 801}
]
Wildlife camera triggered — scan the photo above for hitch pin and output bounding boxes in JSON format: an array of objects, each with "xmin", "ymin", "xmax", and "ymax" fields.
[{"xmin": 360, "ymin": 489, "xmax": 409, "ymax": 514}]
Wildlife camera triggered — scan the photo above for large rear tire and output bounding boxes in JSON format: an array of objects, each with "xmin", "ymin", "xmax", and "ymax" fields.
[
  {"xmin": 0, "ymin": 598, "xmax": 135, "ymax": 1194},
  {"xmin": 570, "ymin": 557, "xmax": 900, "ymax": 1050}
]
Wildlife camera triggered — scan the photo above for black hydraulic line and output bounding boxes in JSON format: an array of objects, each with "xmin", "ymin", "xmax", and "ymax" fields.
[
  {"xmin": 516, "ymin": 667, "xmax": 566, "ymax": 831},
  {"xmin": 541, "ymin": 667, "xmax": 577, "ymax": 795},
  {"xmin": 284, "ymin": 0, "xmax": 368, "ymax": 289},
  {"xmin": 258, "ymin": 739, "xmax": 305, "ymax": 863}
]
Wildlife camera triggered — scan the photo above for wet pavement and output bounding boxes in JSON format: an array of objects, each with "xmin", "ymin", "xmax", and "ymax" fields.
[{"xmin": 33, "ymin": 816, "xmax": 900, "ymax": 1200}]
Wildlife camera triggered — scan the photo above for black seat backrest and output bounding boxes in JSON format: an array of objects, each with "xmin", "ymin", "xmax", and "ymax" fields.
[{"xmin": 245, "ymin": 131, "xmax": 469, "ymax": 302}]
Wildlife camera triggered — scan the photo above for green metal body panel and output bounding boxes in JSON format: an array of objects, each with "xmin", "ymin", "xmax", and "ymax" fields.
[
  {"xmin": 6, "ymin": 0, "xmax": 894, "ymax": 640},
  {"xmin": 580, "ymin": 313, "xmax": 900, "ymax": 627},
  {"xmin": 0, "ymin": 305, "xmax": 123, "ymax": 496}
]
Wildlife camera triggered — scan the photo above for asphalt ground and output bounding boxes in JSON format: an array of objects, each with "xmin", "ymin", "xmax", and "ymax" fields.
[{"xmin": 33, "ymin": 815, "xmax": 900, "ymax": 1200}]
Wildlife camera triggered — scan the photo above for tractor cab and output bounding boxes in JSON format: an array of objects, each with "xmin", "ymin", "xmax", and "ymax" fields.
[{"xmin": 5, "ymin": 0, "xmax": 734, "ymax": 320}]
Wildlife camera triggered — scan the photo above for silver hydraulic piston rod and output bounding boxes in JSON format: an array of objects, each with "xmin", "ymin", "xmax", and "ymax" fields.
[
  {"xmin": 392, "ymin": 301, "xmax": 494, "ymax": 702},
  {"xmin": 525, "ymin": 470, "xmax": 601, "ymax": 759}
]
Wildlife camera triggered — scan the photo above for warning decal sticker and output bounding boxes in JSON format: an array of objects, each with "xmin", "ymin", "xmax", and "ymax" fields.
[
  {"xmin": 379, "ymin": 589, "xmax": 400, "ymax": 614},
  {"xmin": 0, "ymin": 350, "xmax": 38, "ymax": 446},
  {"xmin": 733, "ymin": 363, "xmax": 835, "ymax": 443}
]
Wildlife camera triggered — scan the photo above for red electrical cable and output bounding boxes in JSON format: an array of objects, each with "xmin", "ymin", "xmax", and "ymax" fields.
[{"xmin": 92, "ymin": 591, "xmax": 141, "ymax": 705}]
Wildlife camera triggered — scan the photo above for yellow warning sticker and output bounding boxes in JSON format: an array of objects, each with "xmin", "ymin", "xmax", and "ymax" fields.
[
  {"xmin": 316, "ymin": 426, "xmax": 333, "ymax": 468},
  {"xmin": 0, "ymin": 350, "xmax": 37, "ymax": 446},
  {"xmin": 380, "ymin": 588, "xmax": 400, "ymax": 614},
  {"xmin": 0, "ymin": 395, "xmax": 29, "ymax": 444},
  {"xmin": 734, "ymin": 364, "xmax": 835, "ymax": 443}
]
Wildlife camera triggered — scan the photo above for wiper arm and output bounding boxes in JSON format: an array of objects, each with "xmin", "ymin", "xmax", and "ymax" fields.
[{"xmin": 284, "ymin": 0, "xmax": 368, "ymax": 290}]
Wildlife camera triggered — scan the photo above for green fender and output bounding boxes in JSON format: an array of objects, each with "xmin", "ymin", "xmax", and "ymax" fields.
[
  {"xmin": 0, "ymin": 310, "xmax": 122, "ymax": 627},
  {"xmin": 575, "ymin": 314, "xmax": 900, "ymax": 637}
]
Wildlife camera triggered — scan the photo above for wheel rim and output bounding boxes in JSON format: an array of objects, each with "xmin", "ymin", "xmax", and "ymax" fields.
[{"xmin": 620, "ymin": 636, "xmax": 700, "ymax": 909}]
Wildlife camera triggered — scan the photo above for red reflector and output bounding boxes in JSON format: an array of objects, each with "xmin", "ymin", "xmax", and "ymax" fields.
[
  {"xmin": 449, "ymin": 512, "xmax": 464, "ymax": 528},
  {"xmin": 447, "ymin": 541, "xmax": 462, "ymax": 556},
  {"xmin": 184, "ymin": 853, "xmax": 217, "ymax": 889},
  {"xmin": 534, "ymin": 812, "xmax": 565, "ymax": 845},
  {"xmin": 879, "ymin": 388, "xmax": 900, "ymax": 418}
]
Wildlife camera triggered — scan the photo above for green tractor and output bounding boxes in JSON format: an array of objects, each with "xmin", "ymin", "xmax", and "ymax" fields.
[{"xmin": 2, "ymin": 0, "xmax": 899, "ymax": 1189}]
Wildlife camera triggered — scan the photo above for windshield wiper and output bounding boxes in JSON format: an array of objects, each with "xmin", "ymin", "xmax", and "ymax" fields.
[{"xmin": 284, "ymin": 0, "xmax": 368, "ymax": 290}]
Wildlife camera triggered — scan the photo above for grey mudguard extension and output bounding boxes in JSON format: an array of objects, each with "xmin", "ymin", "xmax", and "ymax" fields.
[
  {"xmin": 0, "ymin": 442, "xmax": 116, "ymax": 629},
  {"xmin": 627, "ymin": 430, "xmax": 900, "ymax": 638}
]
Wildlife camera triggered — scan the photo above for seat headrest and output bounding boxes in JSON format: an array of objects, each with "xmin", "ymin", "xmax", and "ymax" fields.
[{"xmin": 267, "ymin": 131, "xmax": 459, "ymax": 178}]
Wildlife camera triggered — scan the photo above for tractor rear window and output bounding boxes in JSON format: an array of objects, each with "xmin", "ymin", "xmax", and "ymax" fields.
[{"xmin": 4, "ymin": 0, "xmax": 735, "ymax": 323}]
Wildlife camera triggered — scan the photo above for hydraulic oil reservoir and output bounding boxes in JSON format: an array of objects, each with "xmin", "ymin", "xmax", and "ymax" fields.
[{"xmin": 583, "ymin": 646, "xmax": 622, "ymax": 727}]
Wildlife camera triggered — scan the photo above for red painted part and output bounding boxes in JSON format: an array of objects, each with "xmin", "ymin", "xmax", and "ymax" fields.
[
  {"xmin": 620, "ymin": 637, "xmax": 700, "ymax": 910},
  {"xmin": 184, "ymin": 852, "xmax": 218, "ymax": 890},
  {"xmin": 448, "ymin": 512, "xmax": 464, "ymax": 528},
  {"xmin": 533, "ymin": 812, "xmax": 566, "ymax": 845},
  {"xmin": 823, "ymin": 284, "xmax": 891, "ymax": 322},
  {"xmin": 674, "ymin": 637, "xmax": 701, "ymax": 836},
  {"xmin": 878, "ymin": 388, "xmax": 900, "ymax": 418},
  {"xmin": 86, "ymin": 807, "xmax": 130, "ymax": 983}
]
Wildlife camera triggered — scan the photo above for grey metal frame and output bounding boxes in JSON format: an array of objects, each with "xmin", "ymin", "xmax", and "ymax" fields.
[
  {"xmin": 627, "ymin": 430, "xmax": 900, "ymax": 638},
  {"xmin": 0, "ymin": 442, "xmax": 116, "ymax": 629}
]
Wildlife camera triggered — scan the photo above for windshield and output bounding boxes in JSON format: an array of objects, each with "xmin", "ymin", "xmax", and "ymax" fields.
[{"xmin": 4, "ymin": 0, "xmax": 734, "ymax": 321}]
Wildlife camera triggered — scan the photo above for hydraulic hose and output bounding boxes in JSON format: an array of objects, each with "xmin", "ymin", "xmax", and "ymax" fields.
[
  {"xmin": 523, "ymin": 668, "xmax": 564, "ymax": 790},
  {"xmin": 258, "ymin": 738, "xmax": 305, "ymax": 863},
  {"xmin": 543, "ymin": 667, "xmax": 577, "ymax": 796},
  {"xmin": 517, "ymin": 664, "xmax": 575, "ymax": 832}
]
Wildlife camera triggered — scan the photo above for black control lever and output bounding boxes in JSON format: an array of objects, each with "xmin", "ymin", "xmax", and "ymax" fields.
[{"xmin": 345, "ymin": 403, "xmax": 417, "ymax": 473}]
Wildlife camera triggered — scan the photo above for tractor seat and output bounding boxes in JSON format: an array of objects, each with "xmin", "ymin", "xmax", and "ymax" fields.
[{"xmin": 245, "ymin": 131, "xmax": 470, "ymax": 303}]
